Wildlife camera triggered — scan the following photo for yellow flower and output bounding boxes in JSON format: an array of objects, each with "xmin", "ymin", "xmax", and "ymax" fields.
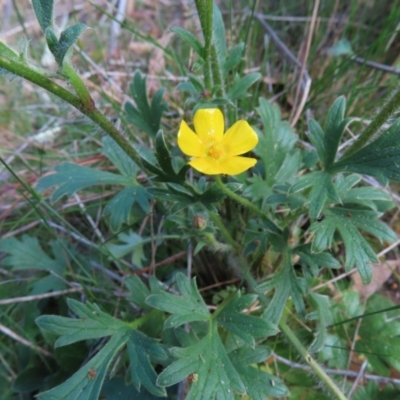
[{"xmin": 177, "ymin": 108, "xmax": 259, "ymax": 175}]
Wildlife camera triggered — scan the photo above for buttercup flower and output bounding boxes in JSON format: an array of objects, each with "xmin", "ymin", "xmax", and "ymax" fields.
[{"xmin": 177, "ymin": 108, "xmax": 259, "ymax": 175}]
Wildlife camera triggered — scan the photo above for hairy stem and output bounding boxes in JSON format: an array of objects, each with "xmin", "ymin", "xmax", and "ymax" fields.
[
  {"xmin": 0, "ymin": 56, "xmax": 142, "ymax": 168},
  {"xmin": 279, "ymin": 320, "xmax": 347, "ymax": 400},
  {"xmin": 194, "ymin": 0, "xmax": 213, "ymax": 90}
]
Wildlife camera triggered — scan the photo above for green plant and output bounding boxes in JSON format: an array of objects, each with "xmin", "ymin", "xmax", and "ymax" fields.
[{"xmin": 1, "ymin": 1, "xmax": 400, "ymax": 399}]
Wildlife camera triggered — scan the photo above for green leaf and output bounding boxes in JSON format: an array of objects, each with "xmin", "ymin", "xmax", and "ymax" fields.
[
  {"xmin": 342, "ymin": 186, "xmax": 394, "ymax": 211},
  {"xmin": 227, "ymin": 72, "xmax": 261, "ymax": 101},
  {"xmin": 148, "ymin": 187, "xmax": 193, "ymax": 204},
  {"xmin": 0, "ymin": 236, "xmax": 68, "ymax": 294},
  {"xmin": 44, "ymin": 27, "xmax": 59, "ymax": 56},
  {"xmin": 307, "ymin": 119, "xmax": 327, "ymax": 165},
  {"xmin": 157, "ymin": 322, "xmax": 246, "ymax": 398},
  {"xmin": 212, "ymin": 4, "xmax": 227, "ymax": 70},
  {"xmin": 53, "ymin": 23, "xmax": 87, "ymax": 65},
  {"xmin": 323, "ymin": 96, "xmax": 352, "ymax": 167},
  {"xmin": 32, "ymin": 0, "xmax": 54, "ymax": 32},
  {"xmin": 36, "ymin": 298, "xmax": 127, "ymax": 347},
  {"xmin": 275, "ymin": 149, "xmax": 301, "ymax": 184},
  {"xmin": 294, "ymin": 244, "xmax": 340, "ymax": 276},
  {"xmin": 124, "ymin": 276, "xmax": 152, "ymax": 311},
  {"xmin": 106, "ymin": 231, "xmax": 147, "ymax": 267},
  {"xmin": 146, "ymin": 273, "xmax": 209, "ymax": 329},
  {"xmin": 262, "ymin": 253, "xmax": 305, "ymax": 323},
  {"xmin": 216, "ymin": 293, "xmax": 278, "ymax": 345},
  {"xmin": 329, "ymin": 38, "xmax": 353, "ymax": 57},
  {"xmin": 36, "ymin": 162, "xmax": 131, "ymax": 202},
  {"xmin": 102, "ymin": 136, "xmax": 138, "ymax": 177},
  {"xmin": 155, "ymin": 130, "xmax": 175, "ymax": 176},
  {"xmin": 222, "ymin": 43, "xmax": 245, "ymax": 77},
  {"xmin": 256, "ymin": 98, "xmax": 297, "ymax": 186},
  {"xmin": 103, "ymin": 186, "xmax": 152, "ymax": 232},
  {"xmin": 332, "ymin": 118, "xmax": 400, "ymax": 182},
  {"xmin": 356, "ymin": 295, "xmax": 400, "ymax": 374},
  {"xmin": 318, "ymin": 334, "xmax": 349, "ymax": 369},
  {"xmin": 171, "ymin": 26, "xmax": 204, "ymax": 58},
  {"xmin": 307, "ymin": 293, "xmax": 332, "ymax": 353},
  {"xmin": 37, "ymin": 331, "xmax": 128, "ymax": 400},
  {"xmin": 230, "ymin": 349, "xmax": 288, "ymax": 399},
  {"xmin": 309, "ymin": 206, "xmax": 397, "ymax": 283},
  {"xmin": 128, "ymin": 331, "xmax": 167, "ymax": 396},
  {"xmin": 125, "ymin": 71, "xmax": 167, "ymax": 138},
  {"xmin": 291, "ymin": 171, "xmax": 340, "ymax": 219}
]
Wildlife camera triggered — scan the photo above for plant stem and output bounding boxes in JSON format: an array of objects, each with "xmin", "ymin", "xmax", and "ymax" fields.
[
  {"xmin": 279, "ymin": 320, "xmax": 347, "ymax": 400},
  {"xmin": 214, "ymin": 175, "xmax": 279, "ymax": 234},
  {"xmin": 0, "ymin": 56, "xmax": 143, "ymax": 168},
  {"xmin": 194, "ymin": 0, "xmax": 213, "ymax": 91},
  {"xmin": 62, "ymin": 63, "xmax": 95, "ymax": 112},
  {"xmin": 214, "ymin": 174, "xmax": 347, "ymax": 400},
  {"xmin": 343, "ymin": 85, "xmax": 400, "ymax": 157}
]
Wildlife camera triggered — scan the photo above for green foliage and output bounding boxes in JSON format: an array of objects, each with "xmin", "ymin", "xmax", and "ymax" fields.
[
  {"xmin": 309, "ymin": 206, "xmax": 396, "ymax": 283},
  {"xmin": 32, "ymin": 0, "xmax": 87, "ymax": 66},
  {"xmin": 0, "ymin": 235, "xmax": 70, "ymax": 294},
  {"xmin": 36, "ymin": 136, "xmax": 152, "ymax": 232},
  {"xmin": 125, "ymin": 71, "xmax": 168, "ymax": 138},
  {"xmin": 332, "ymin": 118, "xmax": 400, "ymax": 182},
  {"xmin": 37, "ymin": 332, "xmax": 129, "ymax": 400},
  {"xmin": 31, "ymin": 0, "xmax": 54, "ymax": 33},
  {"xmin": 3, "ymin": 0, "xmax": 400, "ymax": 399}
]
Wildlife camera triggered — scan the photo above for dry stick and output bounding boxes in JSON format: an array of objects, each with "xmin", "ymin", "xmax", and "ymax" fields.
[
  {"xmin": 0, "ymin": 323, "xmax": 53, "ymax": 358},
  {"xmin": 73, "ymin": 193, "xmax": 105, "ymax": 243},
  {"xmin": 347, "ymin": 359, "xmax": 368, "ymax": 398},
  {"xmin": 290, "ymin": 0, "xmax": 320, "ymax": 127},
  {"xmin": 350, "ymin": 55, "xmax": 400, "ymax": 76},
  {"xmin": 273, "ymin": 353, "xmax": 400, "ymax": 385},
  {"xmin": 0, "ymin": 287, "xmax": 84, "ymax": 306},
  {"xmin": 255, "ymin": 13, "xmax": 312, "ymax": 121}
]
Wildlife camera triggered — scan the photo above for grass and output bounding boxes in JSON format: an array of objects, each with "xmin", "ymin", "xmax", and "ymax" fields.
[{"xmin": 1, "ymin": 0, "xmax": 400, "ymax": 399}]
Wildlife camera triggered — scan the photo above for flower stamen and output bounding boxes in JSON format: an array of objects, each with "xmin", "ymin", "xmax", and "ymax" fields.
[{"xmin": 208, "ymin": 143, "xmax": 225, "ymax": 160}]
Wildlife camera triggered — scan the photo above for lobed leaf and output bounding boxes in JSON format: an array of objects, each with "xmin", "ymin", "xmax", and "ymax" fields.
[
  {"xmin": 332, "ymin": 118, "xmax": 400, "ymax": 182},
  {"xmin": 128, "ymin": 331, "xmax": 167, "ymax": 396},
  {"xmin": 157, "ymin": 322, "xmax": 245, "ymax": 398},
  {"xmin": 36, "ymin": 299, "xmax": 127, "ymax": 347},
  {"xmin": 36, "ymin": 162, "xmax": 131, "ymax": 202},
  {"xmin": 146, "ymin": 273, "xmax": 209, "ymax": 329},
  {"xmin": 37, "ymin": 332, "xmax": 128, "ymax": 400},
  {"xmin": 216, "ymin": 293, "xmax": 278, "ymax": 346}
]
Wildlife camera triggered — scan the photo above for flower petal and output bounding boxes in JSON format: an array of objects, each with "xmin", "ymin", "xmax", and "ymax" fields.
[
  {"xmin": 222, "ymin": 120, "xmax": 259, "ymax": 156},
  {"xmin": 178, "ymin": 120, "xmax": 206, "ymax": 157},
  {"xmin": 188, "ymin": 157, "xmax": 221, "ymax": 175},
  {"xmin": 193, "ymin": 108, "xmax": 224, "ymax": 142},
  {"xmin": 218, "ymin": 156, "xmax": 257, "ymax": 175}
]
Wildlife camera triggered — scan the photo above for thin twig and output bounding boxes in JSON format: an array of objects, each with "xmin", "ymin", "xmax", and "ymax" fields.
[
  {"xmin": 348, "ymin": 359, "xmax": 368, "ymax": 398},
  {"xmin": 290, "ymin": 0, "xmax": 319, "ymax": 127},
  {"xmin": 273, "ymin": 353, "xmax": 400, "ymax": 385},
  {"xmin": 0, "ymin": 287, "xmax": 84, "ymax": 306},
  {"xmin": 0, "ymin": 323, "xmax": 53, "ymax": 357}
]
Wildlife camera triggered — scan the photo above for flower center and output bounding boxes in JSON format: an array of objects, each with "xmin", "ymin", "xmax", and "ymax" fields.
[{"xmin": 207, "ymin": 143, "xmax": 225, "ymax": 160}]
